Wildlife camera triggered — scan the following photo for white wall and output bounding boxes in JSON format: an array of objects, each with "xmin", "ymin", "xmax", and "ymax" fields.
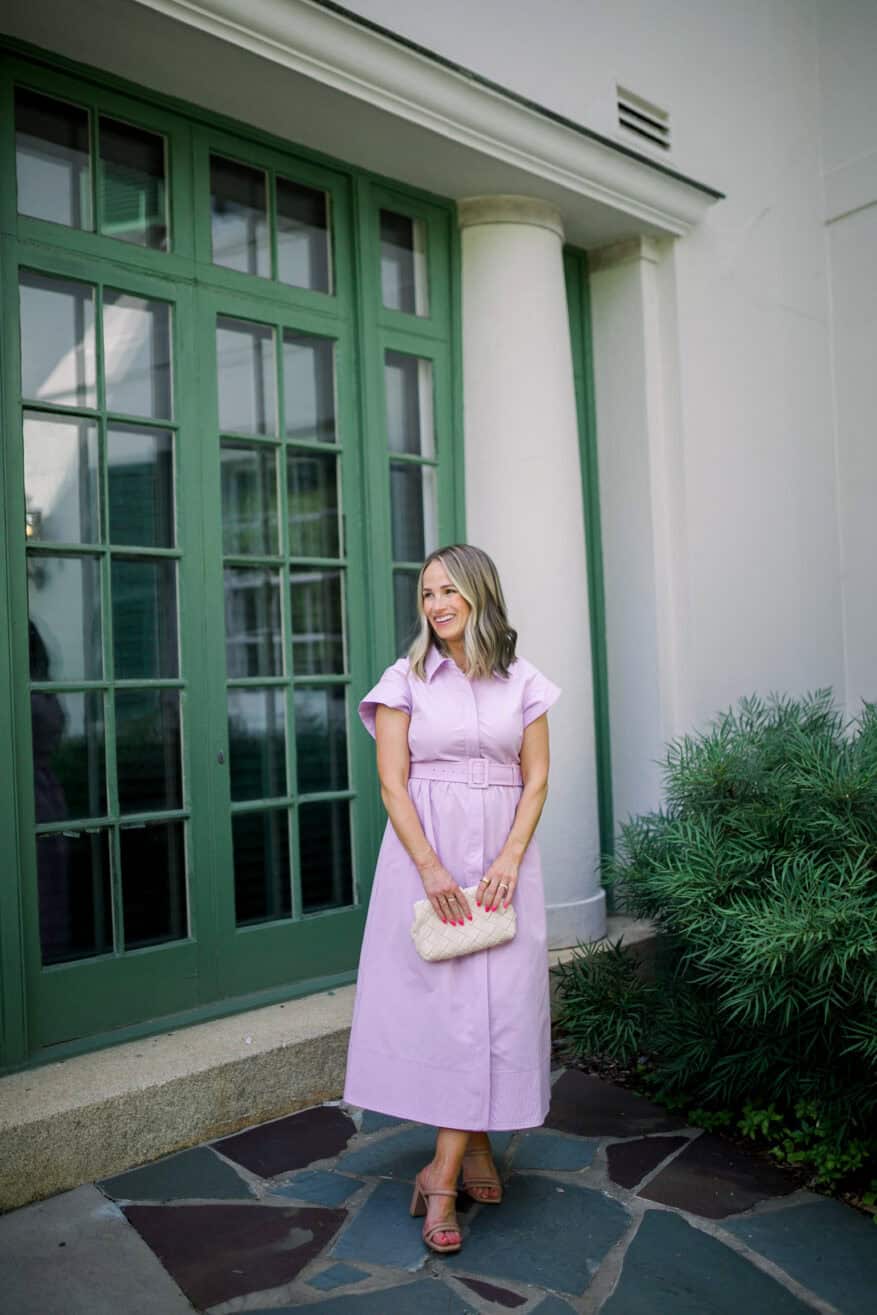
[
  {"xmin": 819, "ymin": 0, "xmax": 877, "ymax": 714},
  {"xmin": 347, "ymin": 0, "xmax": 855, "ymax": 821}
]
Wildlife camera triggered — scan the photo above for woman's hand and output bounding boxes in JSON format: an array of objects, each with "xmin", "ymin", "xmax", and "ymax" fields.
[
  {"xmin": 417, "ymin": 856, "xmax": 472, "ymax": 926},
  {"xmin": 477, "ymin": 854, "xmax": 520, "ymax": 911}
]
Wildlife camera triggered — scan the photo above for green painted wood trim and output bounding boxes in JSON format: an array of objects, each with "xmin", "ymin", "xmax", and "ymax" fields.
[
  {"xmin": 564, "ymin": 247, "xmax": 614, "ymax": 859},
  {"xmin": 0, "ymin": 965, "xmax": 358, "ymax": 1077},
  {"xmin": 0, "ymin": 233, "xmax": 28, "ymax": 1066}
]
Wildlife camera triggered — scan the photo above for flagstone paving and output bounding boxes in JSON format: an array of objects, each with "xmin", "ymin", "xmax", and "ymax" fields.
[{"xmin": 1, "ymin": 1067, "xmax": 875, "ymax": 1313}]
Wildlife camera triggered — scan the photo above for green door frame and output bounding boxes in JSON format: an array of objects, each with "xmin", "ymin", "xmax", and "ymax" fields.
[
  {"xmin": 565, "ymin": 246, "xmax": 615, "ymax": 861},
  {"xmin": 0, "ymin": 37, "xmax": 465, "ymax": 1071}
]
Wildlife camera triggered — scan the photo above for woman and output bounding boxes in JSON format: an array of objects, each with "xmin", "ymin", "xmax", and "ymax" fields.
[{"xmin": 343, "ymin": 544, "xmax": 560, "ymax": 1254}]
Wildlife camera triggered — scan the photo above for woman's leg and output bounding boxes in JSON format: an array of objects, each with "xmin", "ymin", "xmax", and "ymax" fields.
[
  {"xmin": 421, "ymin": 1128, "xmax": 469, "ymax": 1247},
  {"xmin": 462, "ymin": 1130, "xmax": 502, "ymax": 1202}
]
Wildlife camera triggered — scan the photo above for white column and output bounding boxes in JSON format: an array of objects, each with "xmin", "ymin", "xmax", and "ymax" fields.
[
  {"xmin": 588, "ymin": 237, "xmax": 689, "ymax": 824},
  {"xmin": 458, "ymin": 195, "xmax": 606, "ymax": 946}
]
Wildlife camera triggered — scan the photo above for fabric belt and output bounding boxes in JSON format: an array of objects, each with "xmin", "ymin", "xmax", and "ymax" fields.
[{"xmin": 408, "ymin": 757, "xmax": 523, "ymax": 789}]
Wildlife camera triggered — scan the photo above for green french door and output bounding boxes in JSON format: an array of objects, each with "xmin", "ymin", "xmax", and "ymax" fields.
[
  {"xmin": 197, "ymin": 287, "xmax": 370, "ymax": 997},
  {"xmin": 12, "ymin": 250, "xmax": 211, "ymax": 1044},
  {"xmin": 0, "ymin": 45, "xmax": 461, "ymax": 1063}
]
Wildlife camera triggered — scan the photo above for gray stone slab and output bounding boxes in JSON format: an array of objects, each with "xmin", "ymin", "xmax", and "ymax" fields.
[
  {"xmin": 99, "ymin": 1146, "xmax": 255, "ymax": 1202},
  {"xmin": 511, "ymin": 1130, "xmax": 598, "ymax": 1172},
  {"xmin": 0, "ymin": 1184, "xmax": 194, "ymax": 1314},
  {"xmin": 722, "ymin": 1199, "xmax": 877, "ymax": 1315},
  {"xmin": 458, "ymin": 1274, "xmax": 528, "ymax": 1306},
  {"xmin": 330, "ymin": 1179, "xmax": 430, "ymax": 1269},
  {"xmin": 547, "ymin": 1071, "xmax": 686, "ymax": 1138},
  {"xmin": 246, "ymin": 1278, "xmax": 465, "ymax": 1313},
  {"xmin": 602, "ymin": 1209, "xmax": 814, "ymax": 1315},
  {"xmin": 307, "ymin": 1261, "xmax": 369, "ymax": 1291},
  {"xmin": 272, "ymin": 1168, "xmax": 363, "ymax": 1206},
  {"xmin": 456, "ymin": 1172, "xmax": 630, "ymax": 1295},
  {"xmin": 337, "ymin": 1125, "xmax": 512, "ymax": 1181},
  {"xmin": 360, "ymin": 1110, "xmax": 409, "ymax": 1133},
  {"xmin": 638, "ymin": 1132, "xmax": 796, "ymax": 1219},
  {"xmin": 530, "ymin": 1297, "xmax": 578, "ymax": 1315},
  {"xmin": 606, "ymin": 1136, "xmax": 689, "ymax": 1190}
]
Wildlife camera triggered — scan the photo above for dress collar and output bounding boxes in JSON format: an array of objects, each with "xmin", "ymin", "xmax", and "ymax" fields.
[{"xmin": 425, "ymin": 643, "xmax": 454, "ymax": 682}]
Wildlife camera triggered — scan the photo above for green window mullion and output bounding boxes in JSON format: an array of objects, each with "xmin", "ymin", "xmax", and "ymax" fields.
[
  {"xmin": 274, "ymin": 313, "xmax": 303, "ymax": 921},
  {"xmin": 227, "ymin": 675, "xmax": 289, "ymax": 689},
  {"xmin": 297, "ymin": 789, "xmax": 355, "ymax": 805},
  {"xmin": 285, "ymin": 437, "xmax": 343, "ymax": 456},
  {"xmin": 386, "ymin": 451, "xmax": 438, "ymax": 469},
  {"xmin": 229, "ymin": 797, "xmax": 291, "ymax": 817},
  {"xmin": 222, "ymin": 554, "xmax": 285, "ymax": 569},
  {"xmin": 106, "ymin": 410, "xmax": 178, "ymax": 430},
  {"xmin": 35, "ymin": 817, "xmax": 112, "ymax": 836},
  {"xmin": 26, "ymin": 543, "xmax": 104, "ymax": 559},
  {"xmin": 287, "ymin": 555, "xmax": 348, "ymax": 570},
  {"xmin": 87, "ymin": 95, "xmax": 99, "ymax": 236},
  {"xmin": 291, "ymin": 674, "xmax": 351, "ymax": 688},
  {"xmin": 268, "ymin": 169, "xmax": 279, "ymax": 282},
  {"xmin": 22, "ymin": 402, "xmax": 100, "ymax": 424}
]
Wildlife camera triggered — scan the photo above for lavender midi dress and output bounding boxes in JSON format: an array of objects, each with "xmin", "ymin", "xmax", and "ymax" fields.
[{"xmin": 343, "ymin": 644, "xmax": 561, "ymax": 1131}]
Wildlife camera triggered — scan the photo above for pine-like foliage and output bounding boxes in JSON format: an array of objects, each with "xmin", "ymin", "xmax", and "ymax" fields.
[{"xmin": 558, "ymin": 691, "xmax": 877, "ymax": 1137}]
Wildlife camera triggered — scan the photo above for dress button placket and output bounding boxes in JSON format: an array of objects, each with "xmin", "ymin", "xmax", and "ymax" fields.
[{"xmin": 463, "ymin": 676, "xmax": 492, "ymax": 1125}]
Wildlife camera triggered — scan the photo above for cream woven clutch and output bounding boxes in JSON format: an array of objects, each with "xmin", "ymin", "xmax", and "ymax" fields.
[{"xmin": 410, "ymin": 885, "xmax": 517, "ymax": 962}]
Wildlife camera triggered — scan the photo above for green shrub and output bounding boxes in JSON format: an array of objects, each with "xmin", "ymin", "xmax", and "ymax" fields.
[{"xmin": 557, "ymin": 691, "xmax": 877, "ymax": 1144}]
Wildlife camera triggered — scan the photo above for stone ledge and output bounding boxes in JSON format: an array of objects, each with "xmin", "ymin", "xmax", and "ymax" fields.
[
  {"xmin": 0, "ymin": 917, "xmax": 655, "ymax": 1211},
  {"xmin": 0, "ymin": 986, "xmax": 356, "ymax": 1212}
]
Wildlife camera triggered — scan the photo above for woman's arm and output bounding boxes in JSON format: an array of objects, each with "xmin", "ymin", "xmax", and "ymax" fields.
[
  {"xmin": 374, "ymin": 704, "xmax": 472, "ymax": 925},
  {"xmin": 477, "ymin": 713, "xmax": 550, "ymax": 911}
]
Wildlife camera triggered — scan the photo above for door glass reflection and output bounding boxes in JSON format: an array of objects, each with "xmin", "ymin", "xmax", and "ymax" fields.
[
  {"xmin": 294, "ymin": 686, "xmax": 347, "ymax": 794},
  {"xmin": 99, "ymin": 117, "xmax": 168, "ymax": 249},
  {"xmin": 232, "ymin": 809, "xmax": 291, "ymax": 925},
  {"xmin": 385, "ymin": 352, "xmax": 434, "ymax": 457},
  {"xmin": 111, "ymin": 557, "xmax": 178, "ymax": 679},
  {"xmin": 224, "ymin": 568, "xmax": 283, "ymax": 677},
  {"xmin": 103, "ymin": 291, "xmax": 172, "ymax": 420},
  {"xmin": 277, "ymin": 177, "xmax": 331, "ymax": 292},
  {"xmin": 287, "ymin": 451, "xmax": 339, "ymax": 558},
  {"xmin": 228, "ymin": 688, "xmax": 287, "ymax": 802},
  {"xmin": 31, "ymin": 688, "xmax": 106, "ymax": 824},
  {"xmin": 120, "ymin": 820, "xmax": 187, "ymax": 948},
  {"xmin": 380, "ymin": 210, "xmax": 428, "ymax": 315},
  {"xmin": 283, "ymin": 332, "xmax": 335, "ymax": 442},
  {"xmin": 217, "ymin": 317, "xmax": 276, "ymax": 435},
  {"xmin": 210, "ymin": 155, "xmax": 269, "ymax": 276},
  {"xmin": 36, "ymin": 830, "xmax": 113, "ymax": 965},
  {"xmin": 220, "ymin": 442, "xmax": 278, "ymax": 556},
  {"xmin": 299, "ymin": 799, "xmax": 352, "ymax": 913},
  {"xmin": 115, "ymin": 688, "xmax": 182, "ymax": 814},
  {"xmin": 24, "ymin": 412, "xmax": 99, "ymax": 545},
  {"xmin": 290, "ymin": 570, "xmax": 344, "ymax": 675},
  {"xmin": 19, "ymin": 271, "xmax": 96, "ymax": 410},
  {"xmin": 28, "ymin": 556, "xmax": 102, "ymax": 682},
  {"xmin": 393, "ymin": 569, "xmax": 420, "ymax": 656},
  {"xmin": 108, "ymin": 425, "xmax": 174, "ymax": 548},
  {"xmin": 389, "ymin": 461, "xmax": 437, "ymax": 562},
  {"xmin": 15, "ymin": 87, "xmax": 92, "ymax": 230}
]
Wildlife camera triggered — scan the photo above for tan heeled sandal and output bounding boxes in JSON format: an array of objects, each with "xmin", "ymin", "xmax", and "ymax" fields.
[
  {"xmin": 461, "ymin": 1147, "xmax": 503, "ymax": 1204},
  {"xmin": 409, "ymin": 1171, "xmax": 463, "ymax": 1254}
]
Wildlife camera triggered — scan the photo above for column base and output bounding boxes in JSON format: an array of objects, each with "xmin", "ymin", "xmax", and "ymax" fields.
[{"xmin": 546, "ymin": 888, "xmax": 607, "ymax": 949}]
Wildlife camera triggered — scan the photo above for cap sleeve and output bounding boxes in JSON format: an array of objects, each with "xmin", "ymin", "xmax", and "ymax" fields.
[
  {"xmin": 522, "ymin": 662, "xmax": 562, "ymax": 728},
  {"xmin": 358, "ymin": 659, "xmax": 412, "ymax": 739}
]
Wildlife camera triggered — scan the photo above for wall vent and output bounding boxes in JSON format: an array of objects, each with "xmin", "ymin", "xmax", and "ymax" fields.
[{"xmin": 617, "ymin": 87, "xmax": 670, "ymax": 150}]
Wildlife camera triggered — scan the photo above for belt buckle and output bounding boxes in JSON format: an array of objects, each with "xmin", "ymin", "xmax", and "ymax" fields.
[{"xmin": 468, "ymin": 756, "xmax": 489, "ymax": 789}]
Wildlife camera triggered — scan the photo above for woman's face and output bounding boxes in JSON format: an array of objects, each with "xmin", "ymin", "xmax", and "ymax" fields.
[{"xmin": 421, "ymin": 559, "xmax": 470, "ymax": 647}]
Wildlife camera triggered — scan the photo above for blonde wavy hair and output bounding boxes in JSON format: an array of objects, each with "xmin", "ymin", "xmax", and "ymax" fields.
[{"xmin": 408, "ymin": 544, "xmax": 517, "ymax": 680}]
